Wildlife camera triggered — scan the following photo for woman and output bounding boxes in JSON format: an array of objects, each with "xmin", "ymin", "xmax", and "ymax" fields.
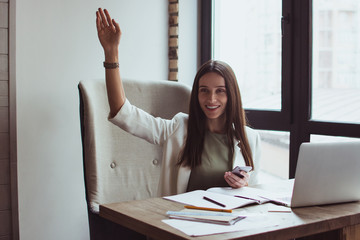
[{"xmin": 96, "ymin": 8, "xmax": 261, "ymax": 196}]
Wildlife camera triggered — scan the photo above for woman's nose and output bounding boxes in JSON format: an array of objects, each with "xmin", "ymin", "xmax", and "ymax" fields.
[{"xmin": 208, "ymin": 92, "xmax": 217, "ymax": 102}]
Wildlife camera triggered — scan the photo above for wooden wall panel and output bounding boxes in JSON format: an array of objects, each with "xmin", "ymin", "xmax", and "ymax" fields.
[
  {"xmin": 0, "ymin": 133, "xmax": 9, "ymax": 159},
  {"xmin": 0, "ymin": 210, "xmax": 11, "ymax": 236},
  {"xmin": 0, "ymin": 108, "xmax": 8, "ymax": 133},
  {"xmin": 0, "ymin": 3, "xmax": 8, "ymax": 28},
  {"xmin": 0, "ymin": 1, "xmax": 12, "ymax": 239},
  {"xmin": 0, "ymin": 98, "xmax": 7, "ymax": 107},
  {"xmin": 0, "ymin": 185, "xmax": 10, "ymax": 210},
  {"xmin": 0, "ymin": 29, "xmax": 8, "ymax": 54},
  {"xmin": 0, "ymin": 81, "xmax": 8, "ymax": 94},
  {"xmin": 0, "ymin": 160, "xmax": 9, "ymax": 184},
  {"xmin": 0, "ymin": 55, "xmax": 8, "ymax": 80}
]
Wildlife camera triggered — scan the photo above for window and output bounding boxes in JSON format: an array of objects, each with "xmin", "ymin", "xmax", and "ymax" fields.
[
  {"xmin": 312, "ymin": 2, "xmax": 360, "ymax": 123},
  {"xmin": 201, "ymin": 0, "xmax": 360, "ymax": 180},
  {"xmin": 213, "ymin": 0, "xmax": 282, "ymax": 111}
]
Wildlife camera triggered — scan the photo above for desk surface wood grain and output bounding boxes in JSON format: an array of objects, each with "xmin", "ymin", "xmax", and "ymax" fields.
[{"xmin": 100, "ymin": 180, "xmax": 360, "ymax": 240}]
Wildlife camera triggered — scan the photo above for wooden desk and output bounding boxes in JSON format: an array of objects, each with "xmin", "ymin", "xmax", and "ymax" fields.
[{"xmin": 100, "ymin": 180, "xmax": 360, "ymax": 240}]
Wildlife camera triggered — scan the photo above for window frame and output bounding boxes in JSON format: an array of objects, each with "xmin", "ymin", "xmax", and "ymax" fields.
[{"xmin": 201, "ymin": 0, "xmax": 360, "ymax": 178}]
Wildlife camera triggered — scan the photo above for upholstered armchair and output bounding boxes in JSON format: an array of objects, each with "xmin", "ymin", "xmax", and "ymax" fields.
[{"xmin": 78, "ymin": 79, "xmax": 191, "ymax": 240}]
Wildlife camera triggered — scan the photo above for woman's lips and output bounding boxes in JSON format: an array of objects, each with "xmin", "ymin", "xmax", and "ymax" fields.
[{"xmin": 206, "ymin": 105, "xmax": 220, "ymax": 110}]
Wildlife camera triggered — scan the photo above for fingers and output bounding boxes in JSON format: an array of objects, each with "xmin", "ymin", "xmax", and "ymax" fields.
[
  {"xmin": 104, "ymin": 9, "xmax": 115, "ymax": 29},
  {"xmin": 112, "ymin": 19, "xmax": 122, "ymax": 35},
  {"xmin": 96, "ymin": 11, "xmax": 103, "ymax": 31},
  {"xmin": 224, "ymin": 171, "xmax": 249, "ymax": 188},
  {"xmin": 96, "ymin": 8, "xmax": 105, "ymax": 28},
  {"xmin": 97, "ymin": 8, "xmax": 120, "ymax": 34}
]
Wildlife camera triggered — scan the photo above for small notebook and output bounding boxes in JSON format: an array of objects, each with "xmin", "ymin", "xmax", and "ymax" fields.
[{"xmin": 167, "ymin": 209, "xmax": 245, "ymax": 225}]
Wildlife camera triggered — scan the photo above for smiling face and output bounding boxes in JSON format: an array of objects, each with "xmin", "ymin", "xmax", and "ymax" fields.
[{"xmin": 198, "ymin": 72, "xmax": 228, "ymax": 131}]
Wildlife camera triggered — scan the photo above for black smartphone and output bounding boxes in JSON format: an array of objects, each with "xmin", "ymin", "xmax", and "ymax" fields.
[{"xmin": 232, "ymin": 166, "xmax": 252, "ymax": 178}]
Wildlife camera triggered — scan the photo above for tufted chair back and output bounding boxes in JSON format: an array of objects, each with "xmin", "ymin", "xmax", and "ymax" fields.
[{"xmin": 78, "ymin": 79, "xmax": 191, "ymax": 240}]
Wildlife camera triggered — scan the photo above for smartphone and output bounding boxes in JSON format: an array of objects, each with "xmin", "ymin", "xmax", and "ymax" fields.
[{"xmin": 232, "ymin": 166, "xmax": 252, "ymax": 178}]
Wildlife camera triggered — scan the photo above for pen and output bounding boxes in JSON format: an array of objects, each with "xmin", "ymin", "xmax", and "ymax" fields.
[
  {"xmin": 184, "ymin": 205, "xmax": 232, "ymax": 213},
  {"xmin": 237, "ymin": 196, "xmax": 261, "ymax": 204},
  {"xmin": 203, "ymin": 196, "xmax": 226, "ymax": 208}
]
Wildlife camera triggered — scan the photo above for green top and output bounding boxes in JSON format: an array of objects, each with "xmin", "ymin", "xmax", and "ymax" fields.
[{"xmin": 186, "ymin": 131, "xmax": 231, "ymax": 191}]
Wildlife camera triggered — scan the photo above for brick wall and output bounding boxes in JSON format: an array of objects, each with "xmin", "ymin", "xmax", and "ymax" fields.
[{"xmin": 168, "ymin": 0, "xmax": 178, "ymax": 81}]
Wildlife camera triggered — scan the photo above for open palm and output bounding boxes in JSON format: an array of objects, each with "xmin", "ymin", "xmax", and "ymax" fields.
[{"xmin": 96, "ymin": 8, "xmax": 121, "ymax": 54}]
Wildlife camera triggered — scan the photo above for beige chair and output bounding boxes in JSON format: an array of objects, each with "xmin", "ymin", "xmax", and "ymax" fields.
[{"xmin": 78, "ymin": 79, "xmax": 191, "ymax": 240}]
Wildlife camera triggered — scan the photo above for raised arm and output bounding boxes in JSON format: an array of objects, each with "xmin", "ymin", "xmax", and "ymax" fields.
[{"xmin": 96, "ymin": 8, "xmax": 125, "ymax": 118}]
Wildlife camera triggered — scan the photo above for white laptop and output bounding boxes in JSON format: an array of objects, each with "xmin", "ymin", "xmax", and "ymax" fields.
[{"xmin": 287, "ymin": 141, "xmax": 360, "ymax": 208}]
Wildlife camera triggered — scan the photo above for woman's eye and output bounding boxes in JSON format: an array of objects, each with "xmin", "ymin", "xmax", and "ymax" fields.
[
  {"xmin": 217, "ymin": 88, "xmax": 226, "ymax": 93},
  {"xmin": 199, "ymin": 88, "xmax": 208, "ymax": 93}
]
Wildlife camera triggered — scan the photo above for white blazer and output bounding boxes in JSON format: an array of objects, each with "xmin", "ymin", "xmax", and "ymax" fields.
[{"xmin": 109, "ymin": 99, "xmax": 261, "ymax": 196}]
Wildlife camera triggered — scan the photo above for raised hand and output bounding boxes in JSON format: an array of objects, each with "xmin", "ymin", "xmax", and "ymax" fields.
[
  {"xmin": 96, "ymin": 8, "xmax": 125, "ymax": 117},
  {"xmin": 96, "ymin": 8, "xmax": 121, "ymax": 57}
]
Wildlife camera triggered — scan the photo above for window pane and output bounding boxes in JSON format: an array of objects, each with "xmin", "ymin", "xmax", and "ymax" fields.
[
  {"xmin": 212, "ymin": 0, "xmax": 282, "ymax": 110},
  {"xmin": 312, "ymin": 0, "xmax": 360, "ymax": 123},
  {"xmin": 311, "ymin": 134, "xmax": 360, "ymax": 143},
  {"xmin": 257, "ymin": 130, "xmax": 289, "ymax": 183}
]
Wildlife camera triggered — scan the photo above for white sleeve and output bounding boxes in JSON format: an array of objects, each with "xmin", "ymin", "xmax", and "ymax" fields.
[
  {"xmin": 247, "ymin": 128, "xmax": 262, "ymax": 186},
  {"xmin": 108, "ymin": 99, "xmax": 184, "ymax": 145}
]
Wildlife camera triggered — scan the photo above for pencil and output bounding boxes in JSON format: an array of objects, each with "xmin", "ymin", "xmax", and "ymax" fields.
[
  {"xmin": 184, "ymin": 205, "xmax": 232, "ymax": 213},
  {"xmin": 203, "ymin": 196, "xmax": 226, "ymax": 207}
]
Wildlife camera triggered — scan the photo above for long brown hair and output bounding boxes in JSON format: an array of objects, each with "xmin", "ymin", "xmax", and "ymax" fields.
[{"xmin": 178, "ymin": 60, "xmax": 254, "ymax": 169}]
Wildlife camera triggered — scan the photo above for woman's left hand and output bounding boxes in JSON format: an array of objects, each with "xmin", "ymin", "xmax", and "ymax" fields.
[{"xmin": 224, "ymin": 171, "xmax": 249, "ymax": 188}]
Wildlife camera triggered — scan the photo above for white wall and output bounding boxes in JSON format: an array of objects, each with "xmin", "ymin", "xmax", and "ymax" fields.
[
  {"xmin": 15, "ymin": 0, "xmax": 198, "ymax": 239},
  {"xmin": 179, "ymin": 0, "xmax": 199, "ymax": 87}
]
